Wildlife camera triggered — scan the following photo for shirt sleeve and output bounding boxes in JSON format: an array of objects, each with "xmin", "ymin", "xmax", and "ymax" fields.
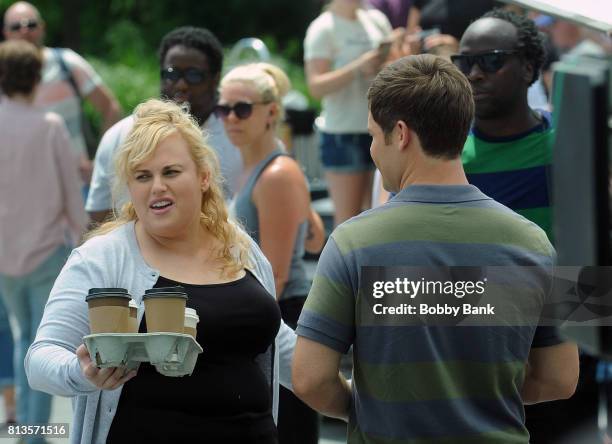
[
  {"xmin": 62, "ymin": 48, "xmax": 103, "ymax": 97},
  {"xmin": 296, "ymin": 236, "xmax": 355, "ymax": 353},
  {"xmin": 368, "ymin": 8, "xmax": 393, "ymax": 35},
  {"xmin": 86, "ymin": 118, "xmax": 130, "ymax": 212},
  {"xmin": 531, "ymin": 326, "xmax": 564, "ymax": 348},
  {"xmin": 304, "ymin": 15, "xmax": 334, "ymax": 61}
]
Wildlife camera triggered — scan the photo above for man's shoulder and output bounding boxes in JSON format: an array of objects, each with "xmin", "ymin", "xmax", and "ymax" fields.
[
  {"xmin": 463, "ymin": 119, "xmax": 554, "ymax": 168},
  {"xmin": 98, "ymin": 115, "xmax": 135, "ymax": 156},
  {"xmin": 108, "ymin": 115, "xmax": 135, "ymax": 138},
  {"xmin": 329, "ymin": 204, "xmax": 409, "ymax": 249},
  {"xmin": 47, "ymin": 47, "xmax": 90, "ymax": 68},
  {"xmin": 331, "ymin": 196, "xmax": 554, "ymax": 260}
]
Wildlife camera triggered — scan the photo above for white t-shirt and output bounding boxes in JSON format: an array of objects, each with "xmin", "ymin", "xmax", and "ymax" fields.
[
  {"xmin": 85, "ymin": 113, "xmax": 243, "ymax": 212},
  {"xmin": 304, "ymin": 9, "xmax": 392, "ymax": 134},
  {"xmin": 34, "ymin": 47, "xmax": 103, "ymax": 156}
]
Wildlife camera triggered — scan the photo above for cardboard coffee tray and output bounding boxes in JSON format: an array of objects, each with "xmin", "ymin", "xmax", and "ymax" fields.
[{"xmin": 83, "ymin": 333, "xmax": 203, "ymax": 377}]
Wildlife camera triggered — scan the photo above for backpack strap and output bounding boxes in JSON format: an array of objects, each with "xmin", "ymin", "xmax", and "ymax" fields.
[{"xmin": 52, "ymin": 47, "xmax": 82, "ymax": 101}]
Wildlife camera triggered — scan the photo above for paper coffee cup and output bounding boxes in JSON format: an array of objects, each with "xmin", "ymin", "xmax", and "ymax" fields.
[
  {"xmin": 143, "ymin": 287, "xmax": 188, "ymax": 333},
  {"xmin": 128, "ymin": 300, "xmax": 138, "ymax": 333},
  {"xmin": 184, "ymin": 307, "xmax": 199, "ymax": 339},
  {"xmin": 86, "ymin": 288, "xmax": 131, "ymax": 334}
]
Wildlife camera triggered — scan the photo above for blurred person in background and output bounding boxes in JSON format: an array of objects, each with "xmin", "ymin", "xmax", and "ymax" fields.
[
  {"xmin": 304, "ymin": 0, "xmax": 399, "ymax": 226},
  {"xmin": 0, "ymin": 39, "xmax": 87, "ymax": 443},
  {"xmin": 367, "ymin": 0, "xmax": 412, "ymax": 29},
  {"xmin": 0, "ymin": 302, "xmax": 15, "ymax": 431},
  {"xmin": 2, "ymin": 1, "xmax": 121, "ymax": 192},
  {"xmin": 218, "ymin": 62, "xmax": 320, "ymax": 444},
  {"xmin": 406, "ymin": 0, "xmax": 498, "ymax": 39},
  {"xmin": 549, "ymin": 18, "xmax": 608, "ymax": 59}
]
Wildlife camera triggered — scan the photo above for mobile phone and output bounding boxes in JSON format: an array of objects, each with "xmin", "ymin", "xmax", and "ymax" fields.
[
  {"xmin": 378, "ymin": 40, "xmax": 392, "ymax": 59},
  {"xmin": 417, "ymin": 28, "xmax": 441, "ymax": 43}
]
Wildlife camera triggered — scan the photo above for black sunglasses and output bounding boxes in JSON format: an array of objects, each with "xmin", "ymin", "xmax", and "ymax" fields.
[
  {"xmin": 160, "ymin": 67, "xmax": 208, "ymax": 85},
  {"xmin": 213, "ymin": 101, "xmax": 270, "ymax": 120},
  {"xmin": 7, "ymin": 18, "xmax": 39, "ymax": 32},
  {"xmin": 451, "ymin": 50, "xmax": 520, "ymax": 76}
]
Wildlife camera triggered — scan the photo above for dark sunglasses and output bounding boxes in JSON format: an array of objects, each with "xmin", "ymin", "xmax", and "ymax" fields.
[
  {"xmin": 160, "ymin": 67, "xmax": 208, "ymax": 85},
  {"xmin": 7, "ymin": 18, "xmax": 39, "ymax": 32},
  {"xmin": 213, "ymin": 101, "xmax": 270, "ymax": 120},
  {"xmin": 451, "ymin": 50, "xmax": 520, "ymax": 76}
]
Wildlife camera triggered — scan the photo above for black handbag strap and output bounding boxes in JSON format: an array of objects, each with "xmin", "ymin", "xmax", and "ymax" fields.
[{"xmin": 52, "ymin": 47, "xmax": 82, "ymax": 101}]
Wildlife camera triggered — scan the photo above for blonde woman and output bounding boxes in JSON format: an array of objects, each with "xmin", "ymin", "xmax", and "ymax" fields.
[
  {"xmin": 217, "ymin": 63, "xmax": 318, "ymax": 444},
  {"xmin": 25, "ymin": 99, "xmax": 296, "ymax": 443}
]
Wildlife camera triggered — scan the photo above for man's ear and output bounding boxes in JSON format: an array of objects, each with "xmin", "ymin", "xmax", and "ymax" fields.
[{"xmin": 396, "ymin": 120, "xmax": 412, "ymax": 151}]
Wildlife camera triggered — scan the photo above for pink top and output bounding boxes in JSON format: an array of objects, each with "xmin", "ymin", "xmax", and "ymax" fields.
[{"xmin": 0, "ymin": 98, "xmax": 88, "ymax": 277}]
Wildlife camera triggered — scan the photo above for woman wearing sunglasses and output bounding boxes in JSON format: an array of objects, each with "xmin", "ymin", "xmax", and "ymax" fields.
[{"xmin": 217, "ymin": 63, "xmax": 319, "ymax": 444}]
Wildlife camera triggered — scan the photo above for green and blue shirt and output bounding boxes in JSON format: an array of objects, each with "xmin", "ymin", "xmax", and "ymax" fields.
[
  {"xmin": 297, "ymin": 185, "xmax": 558, "ymax": 443},
  {"xmin": 462, "ymin": 112, "xmax": 554, "ymax": 240}
]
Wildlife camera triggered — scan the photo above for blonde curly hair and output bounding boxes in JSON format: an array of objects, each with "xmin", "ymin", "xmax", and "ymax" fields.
[{"xmin": 87, "ymin": 98, "xmax": 251, "ymax": 276}]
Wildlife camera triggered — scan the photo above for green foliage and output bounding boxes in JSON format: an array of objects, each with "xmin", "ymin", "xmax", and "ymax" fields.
[
  {"xmin": 0, "ymin": 0, "xmax": 322, "ymax": 115},
  {"xmin": 88, "ymin": 56, "xmax": 159, "ymax": 115}
]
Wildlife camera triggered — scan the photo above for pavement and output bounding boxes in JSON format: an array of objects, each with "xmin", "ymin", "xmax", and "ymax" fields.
[{"xmin": 0, "ymin": 394, "xmax": 347, "ymax": 443}]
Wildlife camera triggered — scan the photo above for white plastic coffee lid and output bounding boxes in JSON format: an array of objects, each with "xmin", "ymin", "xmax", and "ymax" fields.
[{"xmin": 184, "ymin": 307, "xmax": 199, "ymax": 321}]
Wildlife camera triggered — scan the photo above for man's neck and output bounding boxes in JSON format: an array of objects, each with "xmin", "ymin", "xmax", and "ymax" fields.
[
  {"xmin": 474, "ymin": 104, "xmax": 540, "ymax": 139},
  {"xmin": 399, "ymin": 157, "xmax": 469, "ymax": 190}
]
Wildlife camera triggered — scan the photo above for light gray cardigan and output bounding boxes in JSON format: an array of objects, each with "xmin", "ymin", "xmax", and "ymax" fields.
[{"xmin": 25, "ymin": 221, "xmax": 296, "ymax": 444}]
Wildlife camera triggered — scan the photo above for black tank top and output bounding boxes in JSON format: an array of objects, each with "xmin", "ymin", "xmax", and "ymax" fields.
[{"xmin": 107, "ymin": 269, "xmax": 281, "ymax": 443}]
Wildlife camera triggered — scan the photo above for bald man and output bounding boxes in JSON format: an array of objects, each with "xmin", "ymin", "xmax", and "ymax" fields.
[
  {"xmin": 456, "ymin": 9, "xmax": 554, "ymax": 239},
  {"xmin": 454, "ymin": 9, "xmax": 595, "ymax": 443},
  {"xmin": 3, "ymin": 1, "xmax": 121, "ymax": 183}
]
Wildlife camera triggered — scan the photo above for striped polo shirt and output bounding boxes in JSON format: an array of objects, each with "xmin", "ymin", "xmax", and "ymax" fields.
[
  {"xmin": 462, "ymin": 111, "xmax": 554, "ymax": 240},
  {"xmin": 296, "ymin": 185, "xmax": 557, "ymax": 443}
]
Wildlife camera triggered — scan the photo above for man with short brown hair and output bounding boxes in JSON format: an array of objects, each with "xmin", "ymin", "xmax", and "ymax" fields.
[
  {"xmin": 292, "ymin": 54, "xmax": 578, "ymax": 443},
  {"xmin": 368, "ymin": 54, "xmax": 473, "ymax": 158}
]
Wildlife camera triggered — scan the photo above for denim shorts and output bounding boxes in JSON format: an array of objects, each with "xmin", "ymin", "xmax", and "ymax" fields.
[{"xmin": 319, "ymin": 132, "xmax": 375, "ymax": 173}]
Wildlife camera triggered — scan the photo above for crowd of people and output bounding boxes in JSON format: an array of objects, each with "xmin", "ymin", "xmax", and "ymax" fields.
[{"xmin": 0, "ymin": 0, "xmax": 610, "ymax": 443}]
